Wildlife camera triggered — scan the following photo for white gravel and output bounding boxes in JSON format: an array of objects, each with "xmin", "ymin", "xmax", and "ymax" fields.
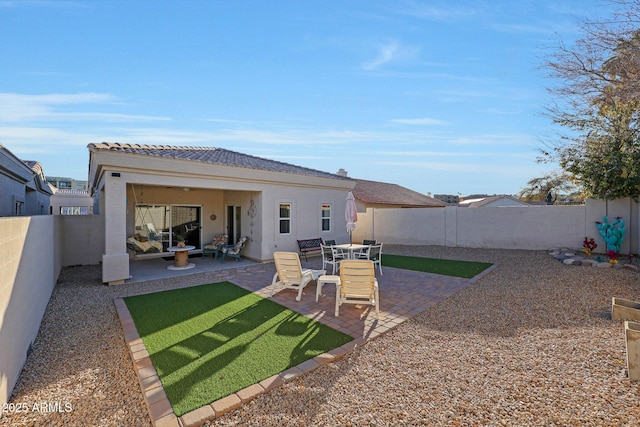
[{"xmin": 3, "ymin": 246, "xmax": 640, "ymax": 427}]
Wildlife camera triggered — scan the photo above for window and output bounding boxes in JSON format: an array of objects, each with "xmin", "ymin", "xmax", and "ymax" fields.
[
  {"xmin": 133, "ymin": 204, "xmax": 202, "ymax": 251},
  {"xmin": 279, "ymin": 203, "xmax": 291, "ymax": 234},
  {"xmin": 321, "ymin": 204, "xmax": 331, "ymax": 231},
  {"xmin": 60, "ymin": 206, "xmax": 91, "ymax": 215},
  {"xmin": 15, "ymin": 201, "xmax": 24, "ymax": 215}
]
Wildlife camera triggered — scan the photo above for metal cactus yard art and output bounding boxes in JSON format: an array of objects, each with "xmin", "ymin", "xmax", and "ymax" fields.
[{"xmin": 595, "ymin": 216, "xmax": 626, "ymax": 255}]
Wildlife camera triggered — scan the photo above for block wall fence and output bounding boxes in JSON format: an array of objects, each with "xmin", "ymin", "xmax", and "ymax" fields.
[
  {"xmin": 0, "ymin": 215, "xmax": 103, "ymax": 405},
  {"xmin": 353, "ymin": 198, "xmax": 640, "ymax": 254}
]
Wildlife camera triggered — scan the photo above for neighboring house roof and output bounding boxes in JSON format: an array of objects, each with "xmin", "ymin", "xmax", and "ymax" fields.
[
  {"xmin": 88, "ymin": 143, "xmax": 353, "ymax": 181},
  {"xmin": 1, "ymin": 144, "xmax": 34, "ymax": 183},
  {"xmin": 458, "ymin": 195, "xmax": 528, "ymax": 207},
  {"xmin": 22, "ymin": 160, "xmax": 40, "ymax": 173},
  {"xmin": 52, "ymin": 189, "xmax": 90, "ymax": 197},
  {"xmin": 352, "ymin": 179, "xmax": 446, "ymax": 208},
  {"xmin": 22, "ymin": 159, "xmax": 54, "ymax": 195}
]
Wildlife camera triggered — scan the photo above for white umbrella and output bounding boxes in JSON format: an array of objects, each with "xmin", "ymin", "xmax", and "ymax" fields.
[{"xmin": 345, "ymin": 191, "xmax": 358, "ymax": 244}]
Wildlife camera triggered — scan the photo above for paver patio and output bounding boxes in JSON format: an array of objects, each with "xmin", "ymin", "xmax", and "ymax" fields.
[{"xmin": 115, "ymin": 256, "xmax": 495, "ymax": 426}]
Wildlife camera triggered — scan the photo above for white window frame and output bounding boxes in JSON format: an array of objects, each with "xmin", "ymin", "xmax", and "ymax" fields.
[
  {"xmin": 278, "ymin": 202, "xmax": 292, "ymax": 235},
  {"xmin": 15, "ymin": 200, "xmax": 24, "ymax": 215},
  {"xmin": 60, "ymin": 206, "xmax": 91, "ymax": 215},
  {"xmin": 321, "ymin": 203, "xmax": 332, "ymax": 232}
]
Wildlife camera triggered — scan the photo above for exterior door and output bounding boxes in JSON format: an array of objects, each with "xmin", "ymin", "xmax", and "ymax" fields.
[{"xmin": 226, "ymin": 205, "xmax": 241, "ymax": 245}]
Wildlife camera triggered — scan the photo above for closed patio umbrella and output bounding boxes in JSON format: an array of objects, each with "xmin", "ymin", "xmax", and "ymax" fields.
[{"xmin": 345, "ymin": 191, "xmax": 358, "ymax": 245}]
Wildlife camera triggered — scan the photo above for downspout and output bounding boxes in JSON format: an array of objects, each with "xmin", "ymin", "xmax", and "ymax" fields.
[{"xmin": 371, "ymin": 208, "xmax": 375, "ymax": 241}]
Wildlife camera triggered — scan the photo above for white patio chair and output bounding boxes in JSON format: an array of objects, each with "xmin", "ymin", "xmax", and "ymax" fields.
[
  {"xmin": 321, "ymin": 244, "xmax": 345, "ymax": 275},
  {"xmin": 336, "ymin": 259, "xmax": 379, "ymax": 318},
  {"xmin": 270, "ymin": 252, "xmax": 320, "ymax": 301}
]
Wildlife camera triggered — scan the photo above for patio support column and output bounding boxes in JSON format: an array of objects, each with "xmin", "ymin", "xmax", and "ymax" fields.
[{"xmin": 102, "ymin": 173, "xmax": 129, "ymax": 285}]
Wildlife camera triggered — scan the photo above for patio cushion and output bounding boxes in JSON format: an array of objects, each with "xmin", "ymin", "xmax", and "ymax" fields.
[
  {"xmin": 204, "ymin": 234, "xmax": 228, "ymax": 249},
  {"xmin": 223, "ymin": 237, "xmax": 247, "ymax": 255},
  {"xmin": 127, "ymin": 236, "xmax": 162, "ymax": 253}
]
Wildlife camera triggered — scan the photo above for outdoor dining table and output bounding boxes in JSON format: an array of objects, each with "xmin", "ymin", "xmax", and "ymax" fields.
[{"xmin": 334, "ymin": 243, "xmax": 368, "ymax": 259}]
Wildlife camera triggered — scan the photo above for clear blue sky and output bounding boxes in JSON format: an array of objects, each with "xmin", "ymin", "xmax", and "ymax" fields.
[{"xmin": 0, "ymin": 0, "xmax": 615, "ymax": 196}]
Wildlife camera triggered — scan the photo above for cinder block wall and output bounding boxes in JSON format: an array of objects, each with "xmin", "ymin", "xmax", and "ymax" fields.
[
  {"xmin": 0, "ymin": 215, "xmax": 103, "ymax": 405},
  {"xmin": 354, "ymin": 198, "xmax": 640, "ymax": 254},
  {"xmin": 0, "ymin": 216, "xmax": 60, "ymax": 404}
]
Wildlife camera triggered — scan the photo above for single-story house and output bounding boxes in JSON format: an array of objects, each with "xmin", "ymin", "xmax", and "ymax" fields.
[
  {"xmin": 350, "ymin": 178, "xmax": 446, "ymax": 210},
  {"xmin": 88, "ymin": 143, "xmax": 356, "ymax": 285},
  {"xmin": 0, "ymin": 144, "xmax": 52, "ymax": 216},
  {"xmin": 50, "ymin": 189, "xmax": 94, "ymax": 215},
  {"xmin": 458, "ymin": 195, "xmax": 529, "ymax": 208}
]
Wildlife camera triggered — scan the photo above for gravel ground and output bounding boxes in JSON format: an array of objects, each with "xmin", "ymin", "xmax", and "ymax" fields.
[{"xmin": 3, "ymin": 246, "xmax": 640, "ymax": 427}]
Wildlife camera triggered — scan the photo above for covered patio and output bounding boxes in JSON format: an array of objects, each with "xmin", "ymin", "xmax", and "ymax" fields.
[{"xmin": 126, "ymin": 253, "xmax": 259, "ymax": 284}]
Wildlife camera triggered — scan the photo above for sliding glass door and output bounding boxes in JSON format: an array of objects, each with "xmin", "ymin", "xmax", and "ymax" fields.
[
  {"xmin": 171, "ymin": 205, "xmax": 201, "ymax": 249},
  {"xmin": 134, "ymin": 204, "xmax": 201, "ymax": 252}
]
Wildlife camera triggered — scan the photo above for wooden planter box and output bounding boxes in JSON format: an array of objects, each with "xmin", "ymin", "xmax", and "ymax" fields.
[
  {"xmin": 625, "ymin": 321, "xmax": 640, "ymax": 381},
  {"xmin": 612, "ymin": 297, "xmax": 640, "ymax": 321}
]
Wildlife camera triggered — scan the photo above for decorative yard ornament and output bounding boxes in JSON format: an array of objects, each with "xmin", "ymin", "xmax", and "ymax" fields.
[
  {"xmin": 595, "ymin": 216, "xmax": 626, "ymax": 255},
  {"xmin": 247, "ymin": 198, "xmax": 257, "ymax": 241}
]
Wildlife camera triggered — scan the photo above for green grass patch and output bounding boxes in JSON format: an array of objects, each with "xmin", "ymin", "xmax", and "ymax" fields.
[
  {"xmin": 382, "ymin": 254, "xmax": 492, "ymax": 278},
  {"xmin": 124, "ymin": 281, "xmax": 353, "ymax": 416}
]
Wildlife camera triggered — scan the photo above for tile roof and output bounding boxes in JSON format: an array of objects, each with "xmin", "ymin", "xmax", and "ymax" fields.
[
  {"xmin": 53, "ymin": 189, "xmax": 90, "ymax": 196},
  {"xmin": 88, "ymin": 143, "xmax": 353, "ymax": 181},
  {"xmin": 22, "ymin": 160, "xmax": 45, "ymax": 178},
  {"xmin": 352, "ymin": 179, "xmax": 446, "ymax": 207},
  {"xmin": 458, "ymin": 195, "xmax": 528, "ymax": 207}
]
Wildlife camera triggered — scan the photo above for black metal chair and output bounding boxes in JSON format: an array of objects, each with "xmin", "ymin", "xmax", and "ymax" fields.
[{"xmin": 356, "ymin": 239, "xmax": 377, "ymax": 259}]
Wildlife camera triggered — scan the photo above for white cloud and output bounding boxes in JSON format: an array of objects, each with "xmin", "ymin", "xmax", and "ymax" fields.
[
  {"xmin": 370, "ymin": 159, "xmax": 540, "ymax": 176},
  {"xmin": 377, "ymin": 150, "xmax": 536, "ymax": 159},
  {"xmin": 391, "ymin": 117, "xmax": 448, "ymax": 126},
  {"xmin": 362, "ymin": 41, "xmax": 400, "ymax": 71},
  {"xmin": 0, "ymin": 92, "xmax": 168, "ymax": 122},
  {"xmin": 0, "ymin": 0, "xmax": 85, "ymax": 9},
  {"xmin": 361, "ymin": 40, "xmax": 420, "ymax": 71},
  {"xmin": 395, "ymin": 3, "xmax": 478, "ymax": 22},
  {"xmin": 447, "ymin": 132, "xmax": 537, "ymax": 146},
  {"xmin": 49, "ymin": 112, "xmax": 170, "ymax": 122}
]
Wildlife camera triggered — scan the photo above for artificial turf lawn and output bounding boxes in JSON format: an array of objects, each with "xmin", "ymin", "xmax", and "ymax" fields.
[
  {"xmin": 381, "ymin": 254, "xmax": 492, "ymax": 278},
  {"xmin": 123, "ymin": 281, "xmax": 353, "ymax": 417}
]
